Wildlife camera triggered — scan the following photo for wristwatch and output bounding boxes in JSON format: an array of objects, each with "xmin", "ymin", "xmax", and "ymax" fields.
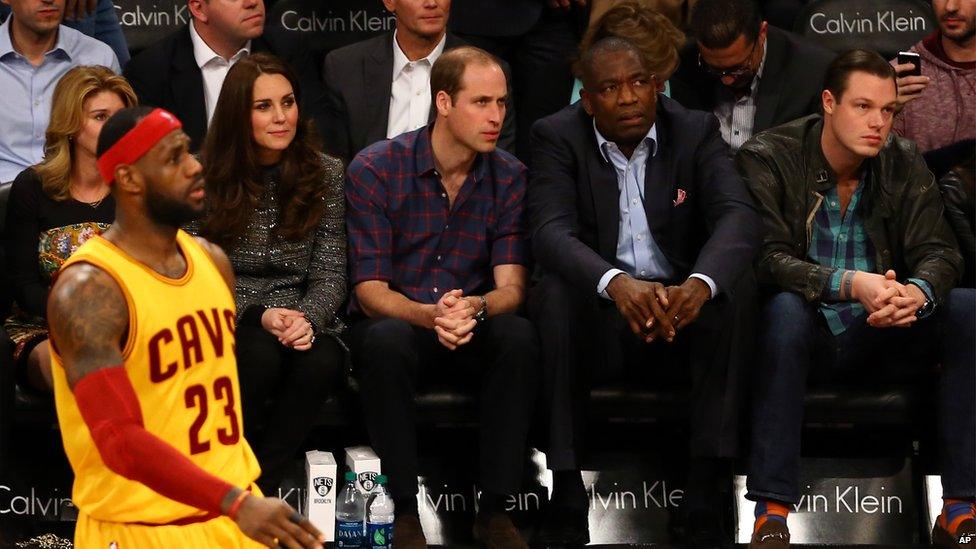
[
  {"xmin": 908, "ymin": 281, "xmax": 936, "ymax": 319},
  {"xmin": 474, "ymin": 295, "xmax": 488, "ymax": 322},
  {"xmin": 915, "ymin": 296, "xmax": 936, "ymax": 319}
]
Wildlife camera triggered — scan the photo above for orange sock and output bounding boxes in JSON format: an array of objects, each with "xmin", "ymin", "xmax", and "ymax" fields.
[
  {"xmin": 940, "ymin": 499, "xmax": 976, "ymax": 534},
  {"xmin": 754, "ymin": 500, "xmax": 790, "ymax": 532}
]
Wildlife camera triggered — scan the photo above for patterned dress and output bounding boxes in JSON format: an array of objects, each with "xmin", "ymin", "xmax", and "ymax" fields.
[{"xmin": 4, "ymin": 169, "xmax": 113, "ymax": 362}]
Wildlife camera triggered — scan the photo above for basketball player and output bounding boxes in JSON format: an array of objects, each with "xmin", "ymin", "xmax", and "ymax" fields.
[{"xmin": 46, "ymin": 106, "xmax": 325, "ymax": 548}]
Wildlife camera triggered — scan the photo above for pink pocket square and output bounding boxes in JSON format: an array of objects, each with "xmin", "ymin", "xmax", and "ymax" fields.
[{"xmin": 673, "ymin": 188, "xmax": 688, "ymax": 207}]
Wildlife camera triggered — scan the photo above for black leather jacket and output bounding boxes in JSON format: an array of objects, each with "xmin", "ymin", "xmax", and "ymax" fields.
[
  {"xmin": 736, "ymin": 115, "xmax": 962, "ymax": 304},
  {"xmin": 938, "ymin": 168, "xmax": 975, "ymax": 287}
]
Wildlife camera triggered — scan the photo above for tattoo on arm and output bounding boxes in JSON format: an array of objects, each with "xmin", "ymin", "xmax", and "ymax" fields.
[{"xmin": 47, "ymin": 264, "xmax": 129, "ymax": 389}]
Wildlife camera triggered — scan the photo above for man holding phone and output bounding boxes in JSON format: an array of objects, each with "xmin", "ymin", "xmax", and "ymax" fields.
[{"xmin": 891, "ymin": 0, "xmax": 975, "ymax": 153}]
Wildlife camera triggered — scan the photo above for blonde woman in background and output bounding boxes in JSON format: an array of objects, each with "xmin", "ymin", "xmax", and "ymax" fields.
[
  {"xmin": 4, "ymin": 65, "xmax": 136, "ymax": 392},
  {"xmin": 579, "ymin": 0, "xmax": 687, "ymax": 91}
]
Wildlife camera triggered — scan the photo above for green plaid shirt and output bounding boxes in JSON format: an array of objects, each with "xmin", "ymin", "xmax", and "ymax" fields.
[
  {"xmin": 808, "ymin": 184, "xmax": 934, "ymax": 335},
  {"xmin": 808, "ymin": 185, "xmax": 875, "ymax": 334}
]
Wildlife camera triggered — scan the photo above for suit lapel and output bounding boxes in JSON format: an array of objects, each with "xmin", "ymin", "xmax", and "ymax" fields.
[
  {"xmin": 172, "ymin": 27, "xmax": 207, "ymax": 149},
  {"xmin": 754, "ymin": 29, "xmax": 786, "ymax": 132},
  {"xmin": 363, "ymin": 33, "xmax": 395, "ymax": 145},
  {"xmin": 586, "ymin": 136, "xmax": 621, "ymax": 263},
  {"xmin": 643, "ymin": 138, "xmax": 674, "ymax": 258}
]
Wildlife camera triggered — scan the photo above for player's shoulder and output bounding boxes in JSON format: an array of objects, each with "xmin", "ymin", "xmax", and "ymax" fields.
[
  {"xmin": 189, "ymin": 235, "xmax": 235, "ymax": 288},
  {"xmin": 50, "ymin": 262, "xmax": 125, "ymax": 312}
]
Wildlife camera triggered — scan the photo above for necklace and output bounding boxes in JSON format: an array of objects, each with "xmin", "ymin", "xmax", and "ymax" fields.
[
  {"xmin": 83, "ymin": 196, "xmax": 105, "ymax": 209},
  {"xmin": 71, "ymin": 188, "xmax": 109, "ymax": 209}
]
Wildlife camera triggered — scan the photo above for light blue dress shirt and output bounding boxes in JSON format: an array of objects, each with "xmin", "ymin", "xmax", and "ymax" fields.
[
  {"xmin": 593, "ymin": 122, "xmax": 717, "ymax": 299},
  {"xmin": 0, "ymin": 17, "xmax": 119, "ymax": 183}
]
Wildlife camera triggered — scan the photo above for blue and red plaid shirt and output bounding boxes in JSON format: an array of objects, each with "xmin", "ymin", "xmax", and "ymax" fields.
[{"xmin": 345, "ymin": 125, "xmax": 529, "ymax": 310}]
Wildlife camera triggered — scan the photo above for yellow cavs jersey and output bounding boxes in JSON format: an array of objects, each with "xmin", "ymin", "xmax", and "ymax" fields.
[{"xmin": 50, "ymin": 230, "xmax": 261, "ymax": 524}]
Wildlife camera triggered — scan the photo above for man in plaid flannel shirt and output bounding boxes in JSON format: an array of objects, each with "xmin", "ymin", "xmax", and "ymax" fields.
[
  {"xmin": 344, "ymin": 46, "xmax": 539, "ymax": 549},
  {"xmin": 737, "ymin": 49, "xmax": 975, "ymax": 548}
]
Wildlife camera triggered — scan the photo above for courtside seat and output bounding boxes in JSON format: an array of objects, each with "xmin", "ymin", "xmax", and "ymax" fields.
[{"xmin": 316, "ymin": 381, "xmax": 925, "ymax": 431}]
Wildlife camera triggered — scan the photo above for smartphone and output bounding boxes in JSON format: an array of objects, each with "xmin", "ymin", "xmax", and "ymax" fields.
[{"xmin": 897, "ymin": 51, "xmax": 922, "ymax": 77}]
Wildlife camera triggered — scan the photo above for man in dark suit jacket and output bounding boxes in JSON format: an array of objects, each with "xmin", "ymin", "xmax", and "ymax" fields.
[
  {"xmin": 669, "ymin": 0, "xmax": 834, "ymax": 151},
  {"xmin": 124, "ymin": 0, "xmax": 322, "ymax": 152},
  {"xmin": 321, "ymin": 0, "xmax": 515, "ymax": 162},
  {"xmin": 528, "ymin": 37, "xmax": 761, "ymax": 545}
]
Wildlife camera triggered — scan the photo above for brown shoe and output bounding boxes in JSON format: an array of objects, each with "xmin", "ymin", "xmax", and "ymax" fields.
[
  {"xmin": 392, "ymin": 514, "xmax": 427, "ymax": 549},
  {"xmin": 748, "ymin": 519, "xmax": 790, "ymax": 549},
  {"xmin": 933, "ymin": 517, "xmax": 975, "ymax": 549},
  {"xmin": 472, "ymin": 512, "xmax": 529, "ymax": 549}
]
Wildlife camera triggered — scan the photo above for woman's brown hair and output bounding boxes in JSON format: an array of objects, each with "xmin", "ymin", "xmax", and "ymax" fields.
[
  {"xmin": 577, "ymin": 1, "xmax": 686, "ymax": 82},
  {"xmin": 199, "ymin": 52, "xmax": 329, "ymax": 249},
  {"xmin": 34, "ymin": 65, "xmax": 137, "ymax": 200}
]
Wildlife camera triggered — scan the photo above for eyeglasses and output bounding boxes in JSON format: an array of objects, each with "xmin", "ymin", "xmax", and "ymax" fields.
[{"xmin": 698, "ymin": 39, "xmax": 759, "ymax": 79}]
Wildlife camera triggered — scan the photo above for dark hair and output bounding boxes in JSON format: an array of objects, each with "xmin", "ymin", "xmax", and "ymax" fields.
[
  {"xmin": 430, "ymin": 46, "xmax": 502, "ymax": 103},
  {"xmin": 577, "ymin": 1, "xmax": 685, "ymax": 81},
  {"xmin": 199, "ymin": 52, "xmax": 329, "ymax": 249},
  {"xmin": 689, "ymin": 0, "xmax": 761, "ymax": 49},
  {"xmin": 578, "ymin": 37, "xmax": 648, "ymax": 88},
  {"xmin": 823, "ymin": 49, "xmax": 896, "ymax": 101},
  {"xmin": 96, "ymin": 106, "xmax": 156, "ymax": 158}
]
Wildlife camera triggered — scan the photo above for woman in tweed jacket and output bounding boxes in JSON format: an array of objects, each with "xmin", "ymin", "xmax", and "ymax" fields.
[{"xmin": 198, "ymin": 53, "xmax": 346, "ymax": 493}]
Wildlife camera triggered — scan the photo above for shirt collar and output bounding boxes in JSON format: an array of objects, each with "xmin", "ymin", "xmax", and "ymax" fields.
[
  {"xmin": 189, "ymin": 19, "xmax": 250, "ymax": 68},
  {"xmin": 416, "ymin": 123, "xmax": 487, "ymax": 182},
  {"xmin": 392, "ymin": 30, "xmax": 447, "ymax": 78},
  {"xmin": 593, "ymin": 119, "xmax": 658, "ymax": 163},
  {"xmin": 0, "ymin": 16, "xmax": 69, "ymax": 60}
]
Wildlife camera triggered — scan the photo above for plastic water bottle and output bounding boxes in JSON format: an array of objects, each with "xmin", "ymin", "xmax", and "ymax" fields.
[
  {"xmin": 365, "ymin": 474, "xmax": 394, "ymax": 548},
  {"xmin": 336, "ymin": 471, "xmax": 365, "ymax": 548}
]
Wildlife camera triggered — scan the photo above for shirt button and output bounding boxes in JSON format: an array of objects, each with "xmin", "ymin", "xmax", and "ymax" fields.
[
  {"xmin": 415, "ymin": 90, "xmax": 422, "ymax": 96},
  {"xmin": 33, "ymin": 99, "xmax": 39, "ymax": 106},
  {"xmin": 831, "ymin": 201, "xmax": 837, "ymax": 207},
  {"xmin": 640, "ymin": 270, "xmax": 647, "ymax": 276},
  {"xmin": 433, "ymin": 287, "xmax": 439, "ymax": 293},
  {"xmin": 632, "ymin": 198, "xmax": 639, "ymax": 205},
  {"xmin": 444, "ymin": 225, "xmax": 449, "ymax": 230},
  {"xmin": 636, "ymin": 233, "xmax": 644, "ymax": 241},
  {"xmin": 440, "ymin": 192, "xmax": 446, "ymax": 199},
  {"xmin": 436, "ymin": 255, "xmax": 442, "ymax": 261}
]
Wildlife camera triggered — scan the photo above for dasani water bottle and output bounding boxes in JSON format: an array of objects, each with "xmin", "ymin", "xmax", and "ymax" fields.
[
  {"xmin": 336, "ymin": 471, "xmax": 365, "ymax": 548},
  {"xmin": 365, "ymin": 474, "xmax": 394, "ymax": 548}
]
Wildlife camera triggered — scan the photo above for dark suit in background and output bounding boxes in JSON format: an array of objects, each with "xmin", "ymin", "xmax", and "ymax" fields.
[
  {"xmin": 528, "ymin": 97, "xmax": 761, "ymax": 471},
  {"xmin": 449, "ymin": 0, "xmax": 583, "ymax": 165},
  {"xmin": 670, "ymin": 25, "xmax": 834, "ymax": 136},
  {"xmin": 124, "ymin": 25, "xmax": 324, "ymax": 152},
  {"xmin": 320, "ymin": 31, "xmax": 516, "ymax": 162}
]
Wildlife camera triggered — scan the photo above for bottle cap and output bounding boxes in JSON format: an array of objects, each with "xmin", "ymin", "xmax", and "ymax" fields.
[{"xmin": 345, "ymin": 471, "xmax": 356, "ymax": 481}]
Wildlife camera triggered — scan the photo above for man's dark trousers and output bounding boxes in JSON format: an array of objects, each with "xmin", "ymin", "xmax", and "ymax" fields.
[
  {"xmin": 529, "ymin": 271, "xmax": 756, "ymax": 471},
  {"xmin": 747, "ymin": 289, "xmax": 976, "ymax": 503},
  {"xmin": 350, "ymin": 314, "xmax": 541, "ymax": 501}
]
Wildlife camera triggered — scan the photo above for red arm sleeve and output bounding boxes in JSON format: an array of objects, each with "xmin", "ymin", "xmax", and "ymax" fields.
[{"xmin": 73, "ymin": 366, "xmax": 234, "ymax": 516}]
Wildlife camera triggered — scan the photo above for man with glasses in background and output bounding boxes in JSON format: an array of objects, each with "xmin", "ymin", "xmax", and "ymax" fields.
[{"xmin": 669, "ymin": 0, "xmax": 835, "ymax": 151}]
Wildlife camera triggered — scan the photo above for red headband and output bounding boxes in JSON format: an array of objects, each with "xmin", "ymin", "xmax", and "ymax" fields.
[{"xmin": 97, "ymin": 108, "xmax": 183, "ymax": 184}]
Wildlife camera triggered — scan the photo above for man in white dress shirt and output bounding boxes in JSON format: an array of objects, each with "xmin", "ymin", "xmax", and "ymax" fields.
[
  {"xmin": 321, "ymin": 0, "xmax": 515, "ymax": 161},
  {"xmin": 123, "ymin": 0, "xmax": 265, "ymax": 150}
]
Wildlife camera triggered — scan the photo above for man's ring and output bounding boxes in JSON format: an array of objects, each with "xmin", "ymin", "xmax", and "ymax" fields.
[{"xmin": 289, "ymin": 511, "xmax": 302, "ymax": 524}]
